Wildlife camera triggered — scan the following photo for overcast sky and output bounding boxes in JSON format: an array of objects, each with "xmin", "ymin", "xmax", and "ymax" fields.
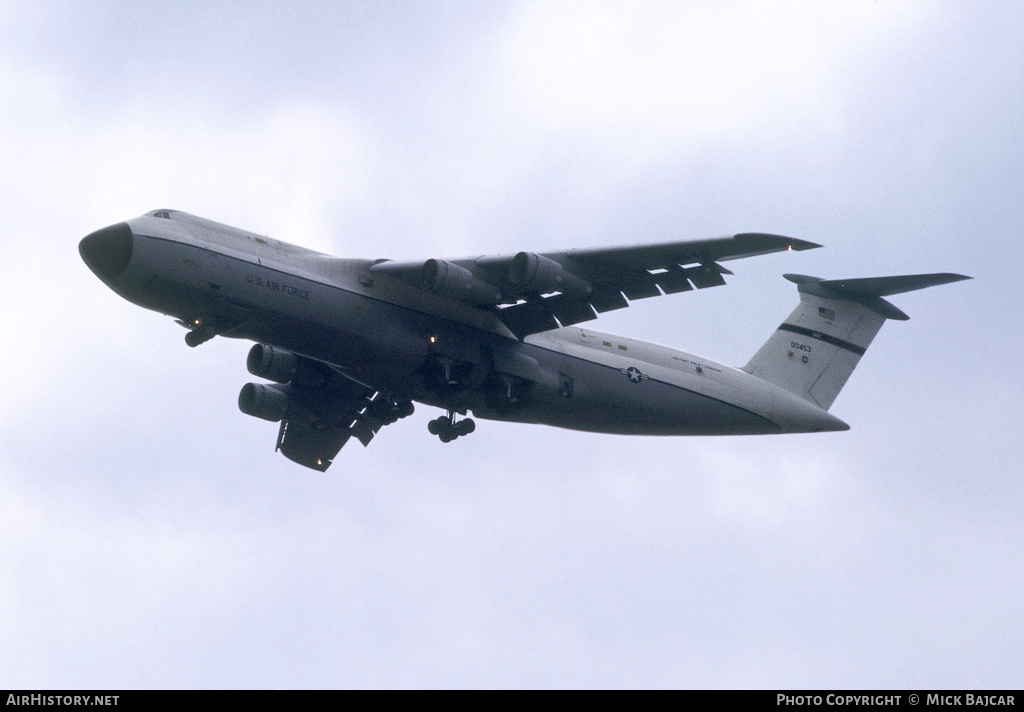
[{"xmin": 1, "ymin": 0, "xmax": 1021, "ymax": 689}]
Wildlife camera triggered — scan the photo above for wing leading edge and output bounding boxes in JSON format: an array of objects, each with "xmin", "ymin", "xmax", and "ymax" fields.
[
  {"xmin": 370, "ymin": 233, "xmax": 819, "ymax": 338},
  {"xmin": 488, "ymin": 233, "xmax": 820, "ymax": 338},
  {"xmin": 495, "ymin": 233, "xmax": 820, "ymax": 337}
]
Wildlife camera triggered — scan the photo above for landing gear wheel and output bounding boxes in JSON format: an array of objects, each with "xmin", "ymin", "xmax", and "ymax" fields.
[
  {"xmin": 185, "ymin": 328, "xmax": 216, "ymax": 348},
  {"xmin": 428, "ymin": 412, "xmax": 476, "ymax": 443}
]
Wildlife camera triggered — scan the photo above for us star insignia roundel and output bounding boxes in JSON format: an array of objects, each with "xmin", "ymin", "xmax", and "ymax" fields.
[{"xmin": 621, "ymin": 366, "xmax": 649, "ymax": 383}]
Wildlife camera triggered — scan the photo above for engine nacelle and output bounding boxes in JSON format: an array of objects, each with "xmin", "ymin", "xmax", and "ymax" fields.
[
  {"xmin": 247, "ymin": 344, "xmax": 296, "ymax": 384},
  {"xmin": 509, "ymin": 252, "xmax": 591, "ymax": 297},
  {"xmin": 422, "ymin": 259, "xmax": 502, "ymax": 306},
  {"xmin": 238, "ymin": 382, "xmax": 290, "ymax": 422},
  {"xmin": 246, "ymin": 344, "xmax": 326, "ymax": 387}
]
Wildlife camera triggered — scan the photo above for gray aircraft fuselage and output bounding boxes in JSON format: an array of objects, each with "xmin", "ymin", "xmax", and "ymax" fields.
[{"xmin": 83, "ymin": 210, "xmax": 875, "ymax": 468}]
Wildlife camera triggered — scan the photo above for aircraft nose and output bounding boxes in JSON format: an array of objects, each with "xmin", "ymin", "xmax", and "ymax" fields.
[{"xmin": 79, "ymin": 222, "xmax": 133, "ymax": 283}]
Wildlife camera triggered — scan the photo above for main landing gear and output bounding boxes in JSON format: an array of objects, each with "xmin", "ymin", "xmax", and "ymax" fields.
[{"xmin": 427, "ymin": 411, "xmax": 476, "ymax": 443}]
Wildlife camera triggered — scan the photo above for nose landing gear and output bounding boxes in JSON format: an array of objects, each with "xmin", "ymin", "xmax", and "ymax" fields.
[
  {"xmin": 427, "ymin": 411, "xmax": 476, "ymax": 443},
  {"xmin": 178, "ymin": 315, "xmax": 238, "ymax": 347}
]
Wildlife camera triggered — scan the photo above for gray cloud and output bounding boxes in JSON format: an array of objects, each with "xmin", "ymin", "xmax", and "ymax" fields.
[{"xmin": 1, "ymin": 0, "xmax": 1020, "ymax": 688}]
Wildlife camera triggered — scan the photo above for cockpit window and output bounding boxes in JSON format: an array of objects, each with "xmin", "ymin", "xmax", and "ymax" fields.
[{"xmin": 149, "ymin": 209, "xmax": 174, "ymax": 219}]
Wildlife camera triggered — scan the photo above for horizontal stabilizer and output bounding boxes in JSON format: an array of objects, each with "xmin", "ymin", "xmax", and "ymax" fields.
[
  {"xmin": 817, "ymin": 273, "xmax": 972, "ymax": 297},
  {"xmin": 783, "ymin": 273, "xmax": 971, "ymax": 321}
]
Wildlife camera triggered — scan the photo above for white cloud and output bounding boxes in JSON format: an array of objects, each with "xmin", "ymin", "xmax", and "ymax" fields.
[{"xmin": 493, "ymin": 1, "xmax": 929, "ymax": 152}]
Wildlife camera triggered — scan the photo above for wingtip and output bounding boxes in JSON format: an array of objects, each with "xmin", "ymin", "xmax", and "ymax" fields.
[
  {"xmin": 789, "ymin": 238, "xmax": 823, "ymax": 251},
  {"xmin": 731, "ymin": 233, "xmax": 823, "ymax": 254}
]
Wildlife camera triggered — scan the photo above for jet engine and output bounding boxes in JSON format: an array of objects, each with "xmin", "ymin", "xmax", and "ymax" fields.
[
  {"xmin": 421, "ymin": 259, "xmax": 502, "ymax": 306},
  {"xmin": 509, "ymin": 252, "xmax": 591, "ymax": 297},
  {"xmin": 238, "ymin": 382, "xmax": 291, "ymax": 422},
  {"xmin": 246, "ymin": 344, "xmax": 326, "ymax": 387}
]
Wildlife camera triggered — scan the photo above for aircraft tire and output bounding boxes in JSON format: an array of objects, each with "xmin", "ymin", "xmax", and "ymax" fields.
[{"xmin": 185, "ymin": 329, "xmax": 212, "ymax": 348}]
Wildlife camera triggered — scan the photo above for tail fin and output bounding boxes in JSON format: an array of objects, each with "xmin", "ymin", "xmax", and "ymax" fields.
[{"xmin": 742, "ymin": 272, "xmax": 971, "ymax": 410}]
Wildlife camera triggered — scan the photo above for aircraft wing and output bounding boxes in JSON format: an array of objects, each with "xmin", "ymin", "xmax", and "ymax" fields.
[
  {"xmin": 369, "ymin": 232, "xmax": 819, "ymax": 339},
  {"xmin": 478, "ymin": 232, "xmax": 820, "ymax": 338},
  {"xmin": 270, "ymin": 382, "xmax": 407, "ymax": 471}
]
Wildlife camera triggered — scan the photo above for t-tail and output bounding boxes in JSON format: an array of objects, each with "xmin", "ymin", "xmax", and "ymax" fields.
[{"xmin": 743, "ymin": 272, "xmax": 971, "ymax": 410}]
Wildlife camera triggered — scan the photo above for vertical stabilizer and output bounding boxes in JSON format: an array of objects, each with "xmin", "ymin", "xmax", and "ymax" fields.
[{"xmin": 742, "ymin": 273, "xmax": 970, "ymax": 410}]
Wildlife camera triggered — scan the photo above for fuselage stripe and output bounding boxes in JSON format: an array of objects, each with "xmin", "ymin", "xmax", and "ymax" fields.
[{"xmin": 777, "ymin": 323, "xmax": 866, "ymax": 356}]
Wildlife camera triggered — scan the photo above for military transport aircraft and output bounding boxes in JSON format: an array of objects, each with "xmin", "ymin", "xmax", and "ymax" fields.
[{"xmin": 80, "ymin": 210, "xmax": 970, "ymax": 471}]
